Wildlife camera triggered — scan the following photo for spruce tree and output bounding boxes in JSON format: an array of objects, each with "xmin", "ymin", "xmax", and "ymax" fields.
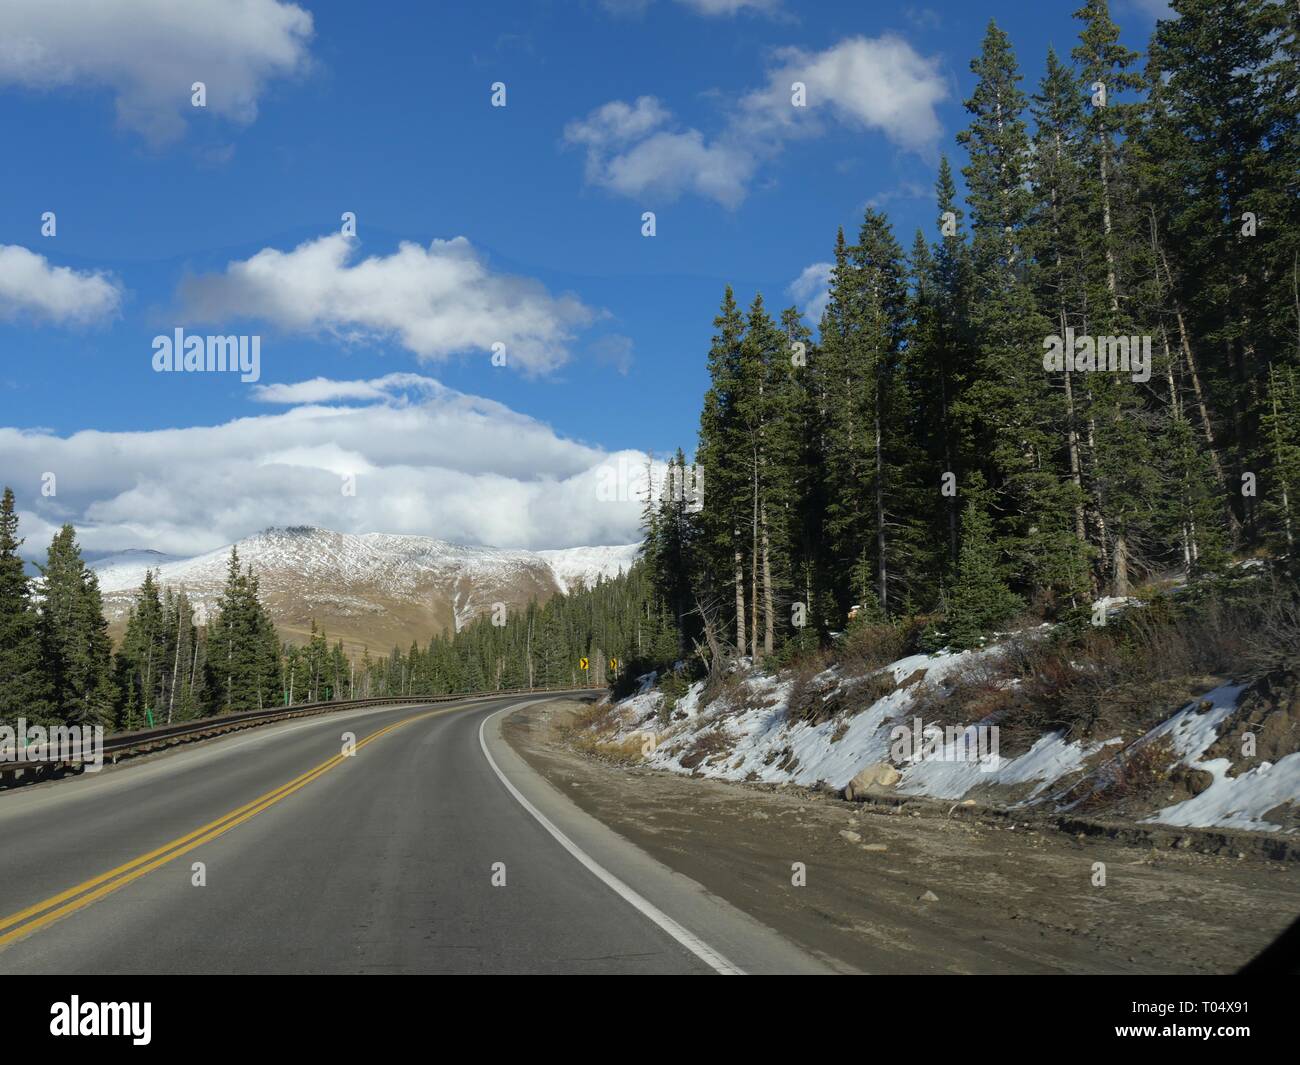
[
  {"xmin": 947, "ymin": 478, "xmax": 1024, "ymax": 648},
  {"xmin": 956, "ymin": 22, "xmax": 1079, "ymax": 609},
  {"xmin": 0, "ymin": 488, "xmax": 53, "ymax": 724},
  {"xmin": 696, "ymin": 286, "xmax": 750, "ymax": 654},
  {"xmin": 1149, "ymin": 0, "xmax": 1299, "ymax": 544},
  {"xmin": 820, "ymin": 211, "xmax": 910, "ymax": 618},
  {"xmin": 38, "ymin": 525, "xmax": 115, "ymax": 725}
]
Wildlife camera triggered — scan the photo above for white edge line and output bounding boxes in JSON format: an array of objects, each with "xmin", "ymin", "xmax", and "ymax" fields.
[{"xmin": 479, "ymin": 703, "xmax": 746, "ymax": 976}]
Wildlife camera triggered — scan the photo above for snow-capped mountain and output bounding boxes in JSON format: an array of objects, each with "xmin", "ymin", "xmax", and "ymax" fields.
[{"xmin": 92, "ymin": 527, "xmax": 640, "ymax": 652}]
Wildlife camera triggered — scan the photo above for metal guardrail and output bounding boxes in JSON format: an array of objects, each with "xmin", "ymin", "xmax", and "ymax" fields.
[{"xmin": 0, "ymin": 685, "xmax": 602, "ymax": 785}]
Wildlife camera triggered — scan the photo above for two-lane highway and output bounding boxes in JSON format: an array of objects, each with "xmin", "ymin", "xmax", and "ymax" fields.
[{"xmin": 0, "ymin": 695, "xmax": 834, "ymax": 974}]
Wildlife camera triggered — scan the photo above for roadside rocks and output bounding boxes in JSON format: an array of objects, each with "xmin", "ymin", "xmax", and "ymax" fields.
[
  {"xmin": 844, "ymin": 762, "xmax": 901, "ymax": 801},
  {"xmin": 1168, "ymin": 764, "xmax": 1215, "ymax": 797}
]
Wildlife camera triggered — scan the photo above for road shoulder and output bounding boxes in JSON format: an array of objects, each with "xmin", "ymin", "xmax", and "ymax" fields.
[
  {"xmin": 502, "ymin": 698, "xmax": 1299, "ymax": 974},
  {"xmin": 482, "ymin": 700, "xmax": 845, "ymax": 974}
]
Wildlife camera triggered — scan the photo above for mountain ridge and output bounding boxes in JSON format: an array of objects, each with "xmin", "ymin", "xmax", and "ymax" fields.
[{"xmin": 92, "ymin": 526, "xmax": 641, "ymax": 653}]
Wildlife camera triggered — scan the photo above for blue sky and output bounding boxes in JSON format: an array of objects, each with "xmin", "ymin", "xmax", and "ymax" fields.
[{"xmin": 0, "ymin": 0, "xmax": 1165, "ymax": 554}]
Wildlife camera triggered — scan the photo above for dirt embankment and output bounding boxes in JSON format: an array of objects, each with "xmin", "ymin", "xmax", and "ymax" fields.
[{"xmin": 505, "ymin": 698, "xmax": 1300, "ymax": 975}]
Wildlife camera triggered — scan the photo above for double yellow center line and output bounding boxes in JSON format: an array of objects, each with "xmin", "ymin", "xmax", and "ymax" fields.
[{"xmin": 0, "ymin": 704, "xmax": 451, "ymax": 950}]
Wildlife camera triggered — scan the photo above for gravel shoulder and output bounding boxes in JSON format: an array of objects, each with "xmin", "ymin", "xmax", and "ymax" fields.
[{"xmin": 504, "ymin": 697, "xmax": 1300, "ymax": 974}]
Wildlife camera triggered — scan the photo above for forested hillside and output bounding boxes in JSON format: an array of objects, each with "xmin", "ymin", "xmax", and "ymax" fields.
[
  {"xmin": 348, "ymin": 560, "xmax": 672, "ymax": 698},
  {"xmin": 638, "ymin": 0, "xmax": 1299, "ymax": 665}
]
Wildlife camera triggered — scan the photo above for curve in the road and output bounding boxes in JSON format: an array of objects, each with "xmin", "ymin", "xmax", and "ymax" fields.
[
  {"xmin": 0, "ymin": 694, "xmax": 831, "ymax": 974},
  {"xmin": 478, "ymin": 705, "xmax": 743, "ymax": 975}
]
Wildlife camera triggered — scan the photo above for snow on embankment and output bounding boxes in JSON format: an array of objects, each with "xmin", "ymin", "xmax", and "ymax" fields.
[
  {"xmin": 593, "ymin": 647, "xmax": 1299, "ymax": 834},
  {"xmin": 1140, "ymin": 685, "xmax": 1300, "ymax": 833}
]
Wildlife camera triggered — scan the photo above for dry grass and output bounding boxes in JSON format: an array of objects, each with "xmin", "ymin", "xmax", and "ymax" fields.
[
  {"xmin": 784, "ymin": 622, "xmax": 908, "ymax": 727},
  {"xmin": 700, "ymin": 668, "xmax": 751, "ymax": 713},
  {"xmin": 1061, "ymin": 735, "xmax": 1181, "ymax": 813},
  {"xmin": 556, "ymin": 701, "xmax": 647, "ymax": 764},
  {"xmin": 679, "ymin": 728, "xmax": 734, "ymax": 771},
  {"xmin": 569, "ymin": 732, "xmax": 649, "ymax": 765}
]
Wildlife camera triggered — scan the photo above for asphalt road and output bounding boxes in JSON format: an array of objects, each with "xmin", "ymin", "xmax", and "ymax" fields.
[{"xmin": 0, "ymin": 695, "xmax": 834, "ymax": 974}]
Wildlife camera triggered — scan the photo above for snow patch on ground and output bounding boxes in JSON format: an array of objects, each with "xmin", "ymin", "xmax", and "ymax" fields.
[
  {"xmin": 1138, "ymin": 683, "xmax": 1300, "ymax": 833},
  {"xmin": 597, "ymin": 649, "xmax": 1297, "ymax": 833},
  {"xmin": 898, "ymin": 730, "xmax": 1120, "ymax": 802}
]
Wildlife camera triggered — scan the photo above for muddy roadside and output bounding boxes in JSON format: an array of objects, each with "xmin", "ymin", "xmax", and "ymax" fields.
[{"xmin": 504, "ymin": 697, "xmax": 1300, "ymax": 974}]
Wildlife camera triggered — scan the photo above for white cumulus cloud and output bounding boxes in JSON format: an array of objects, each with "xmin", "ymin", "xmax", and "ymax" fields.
[
  {"xmin": 177, "ymin": 234, "xmax": 599, "ymax": 375},
  {"xmin": 0, "ymin": 244, "xmax": 122, "ymax": 325},
  {"xmin": 788, "ymin": 261, "xmax": 833, "ymax": 327},
  {"xmin": 678, "ymin": 0, "xmax": 779, "ymax": 12},
  {"xmin": 565, "ymin": 34, "xmax": 947, "ymax": 207},
  {"xmin": 0, "ymin": 0, "xmax": 313, "ymax": 142},
  {"xmin": 597, "ymin": 130, "xmax": 757, "ymax": 208},
  {"xmin": 2, "ymin": 374, "xmax": 657, "ymax": 556},
  {"xmin": 565, "ymin": 96, "xmax": 672, "ymax": 150},
  {"xmin": 602, "ymin": 0, "xmax": 780, "ymax": 16},
  {"xmin": 739, "ymin": 36, "xmax": 948, "ymax": 154}
]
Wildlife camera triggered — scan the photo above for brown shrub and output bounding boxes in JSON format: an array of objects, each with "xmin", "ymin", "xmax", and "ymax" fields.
[
  {"xmin": 561, "ymin": 700, "xmax": 620, "ymax": 737},
  {"xmin": 787, "ymin": 663, "xmax": 843, "ymax": 726},
  {"xmin": 1062, "ymin": 735, "xmax": 1180, "ymax": 812},
  {"xmin": 701, "ymin": 668, "xmax": 750, "ymax": 713},
  {"xmin": 838, "ymin": 622, "xmax": 906, "ymax": 675},
  {"xmin": 924, "ymin": 602, "xmax": 1257, "ymax": 751},
  {"xmin": 679, "ymin": 728, "xmax": 733, "ymax": 771}
]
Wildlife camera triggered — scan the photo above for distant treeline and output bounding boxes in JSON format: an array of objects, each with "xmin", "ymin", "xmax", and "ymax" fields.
[
  {"xmin": 349, "ymin": 561, "xmax": 670, "ymax": 698},
  {"xmin": 1, "ymin": 485, "xmax": 661, "ymax": 728}
]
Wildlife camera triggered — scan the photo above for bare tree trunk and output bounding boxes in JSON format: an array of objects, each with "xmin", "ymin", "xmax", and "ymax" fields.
[
  {"xmin": 733, "ymin": 535, "xmax": 746, "ymax": 656},
  {"xmin": 1088, "ymin": 415, "xmax": 1111, "ymax": 574},
  {"xmin": 750, "ymin": 455, "xmax": 760, "ymax": 661},
  {"xmin": 1113, "ymin": 527, "xmax": 1130, "ymax": 597},
  {"xmin": 1064, "ymin": 365, "xmax": 1087, "ymax": 542},
  {"xmin": 1161, "ymin": 325, "xmax": 1199, "ymax": 573},
  {"xmin": 1152, "ymin": 220, "xmax": 1237, "ymax": 536},
  {"xmin": 144, "ymin": 645, "xmax": 154, "ymax": 722},
  {"xmin": 168, "ymin": 608, "xmax": 182, "ymax": 723},
  {"xmin": 1099, "ymin": 138, "xmax": 1120, "ymax": 315},
  {"xmin": 1055, "ymin": 293, "xmax": 1086, "ymax": 553},
  {"xmin": 694, "ymin": 593, "xmax": 725, "ymax": 681},
  {"xmin": 873, "ymin": 393, "xmax": 888, "ymax": 614},
  {"xmin": 1270, "ymin": 364, "xmax": 1296, "ymax": 547},
  {"xmin": 760, "ymin": 502, "xmax": 775, "ymax": 656},
  {"xmin": 1044, "ymin": 128, "xmax": 1089, "ymax": 587},
  {"xmin": 1098, "ymin": 133, "xmax": 1130, "ymax": 598}
]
